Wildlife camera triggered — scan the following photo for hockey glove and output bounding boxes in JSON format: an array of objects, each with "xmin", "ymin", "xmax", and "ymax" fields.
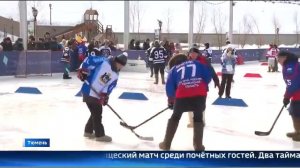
[
  {"xmin": 168, "ymin": 97, "xmax": 175, "ymax": 110},
  {"xmin": 77, "ymin": 68, "xmax": 88, "ymax": 82},
  {"xmin": 283, "ymin": 98, "xmax": 290, "ymax": 108},
  {"xmin": 99, "ymin": 93, "xmax": 109, "ymax": 106}
]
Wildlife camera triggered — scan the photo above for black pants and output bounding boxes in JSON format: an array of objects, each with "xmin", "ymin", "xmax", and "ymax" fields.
[
  {"xmin": 149, "ymin": 61, "xmax": 154, "ymax": 75},
  {"xmin": 219, "ymin": 74, "xmax": 234, "ymax": 97},
  {"xmin": 274, "ymin": 58, "xmax": 279, "ymax": 71},
  {"xmin": 171, "ymin": 96, "xmax": 206, "ymax": 122},
  {"xmin": 84, "ymin": 96, "xmax": 105, "ymax": 137},
  {"xmin": 154, "ymin": 63, "xmax": 165, "ymax": 76}
]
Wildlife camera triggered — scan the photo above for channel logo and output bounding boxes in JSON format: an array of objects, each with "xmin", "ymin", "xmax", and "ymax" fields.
[{"xmin": 24, "ymin": 138, "xmax": 50, "ymax": 147}]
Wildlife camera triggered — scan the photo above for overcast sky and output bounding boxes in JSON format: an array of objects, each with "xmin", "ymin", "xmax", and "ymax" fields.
[{"xmin": 0, "ymin": 1, "xmax": 300, "ymax": 34}]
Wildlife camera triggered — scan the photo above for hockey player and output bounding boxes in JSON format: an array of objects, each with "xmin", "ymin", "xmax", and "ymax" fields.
[
  {"xmin": 160, "ymin": 54, "xmax": 212, "ymax": 151},
  {"xmin": 218, "ymin": 47, "xmax": 237, "ymax": 98},
  {"xmin": 149, "ymin": 40, "xmax": 168, "ymax": 84},
  {"xmin": 99, "ymin": 39, "xmax": 112, "ymax": 57},
  {"xmin": 186, "ymin": 47, "xmax": 220, "ymax": 128},
  {"xmin": 277, "ymin": 51, "xmax": 300, "ymax": 142},
  {"xmin": 77, "ymin": 38, "xmax": 88, "ymax": 65},
  {"xmin": 266, "ymin": 44, "xmax": 279, "ymax": 72},
  {"xmin": 77, "ymin": 52, "xmax": 128, "ymax": 142},
  {"xmin": 61, "ymin": 47, "xmax": 72, "ymax": 79},
  {"xmin": 273, "ymin": 45, "xmax": 280, "ymax": 72},
  {"xmin": 203, "ymin": 43, "xmax": 213, "ymax": 63},
  {"xmin": 146, "ymin": 43, "xmax": 154, "ymax": 77}
]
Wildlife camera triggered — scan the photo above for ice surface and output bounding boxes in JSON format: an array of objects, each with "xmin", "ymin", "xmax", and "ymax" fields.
[{"xmin": 0, "ymin": 61, "xmax": 300, "ymax": 151}]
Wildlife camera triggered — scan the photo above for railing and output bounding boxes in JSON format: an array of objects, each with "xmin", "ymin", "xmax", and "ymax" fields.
[{"xmin": 1, "ymin": 48, "xmax": 300, "ymax": 76}]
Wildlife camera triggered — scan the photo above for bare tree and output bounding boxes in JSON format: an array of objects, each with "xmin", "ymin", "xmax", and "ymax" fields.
[
  {"xmin": 130, "ymin": 1, "xmax": 143, "ymax": 40},
  {"xmin": 130, "ymin": 2, "xmax": 137, "ymax": 34},
  {"xmin": 211, "ymin": 9, "xmax": 227, "ymax": 50},
  {"xmin": 249, "ymin": 14, "xmax": 263, "ymax": 48},
  {"xmin": 195, "ymin": 4, "xmax": 206, "ymax": 44},
  {"xmin": 294, "ymin": 11, "xmax": 299, "ymax": 48},
  {"xmin": 136, "ymin": 1, "xmax": 142, "ymax": 41},
  {"xmin": 272, "ymin": 13, "xmax": 281, "ymax": 45},
  {"xmin": 238, "ymin": 14, "xmax": 253, "ymax": 48}
]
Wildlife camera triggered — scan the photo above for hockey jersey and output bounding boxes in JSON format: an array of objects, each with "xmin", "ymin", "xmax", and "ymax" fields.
[
  {"xmin": 61, "ymin": 47, "xmax": 72, "ymax": 63},
  {"xmin": 166, "ymin": 60, "xmax": 212, "ymax": 99},
  {"xmin": 80, "ymin": 56, "xmax": 118, "ymax": 99},
  {"xmin": 203, "ymin": 48, "xmax": 212, "ymax": 59},
  {"xmin": 77, "ymin": 44, "xmax": 88, "ymax": 62},
  {"xmin": 99, "ymin": 46, "xmax": 112, "ymax": 57},
  {"xmin": 149, "ymin": 47, "xmax": 168, "ymax": 64},
  {"xmin": 266, "ymin": 48, "xmax": 279, "ymax": 58},
  {"xmin": 283, "ymin": 61, "xmax": 300, "ymax": 101}
]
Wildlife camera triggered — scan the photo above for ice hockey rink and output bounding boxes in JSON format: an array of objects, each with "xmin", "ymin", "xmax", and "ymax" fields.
[{"xmin": 0, "ymin": 61, "xmax": 300, "ymax": 151}]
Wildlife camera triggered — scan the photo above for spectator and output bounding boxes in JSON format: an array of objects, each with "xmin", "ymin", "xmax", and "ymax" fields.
[
  {"xmin": 109, "ymin": 41, "xmax": 117, "ymax": 51},
  {"xmin": 13, "ymin": 38, "xmax": 24, "ymax": 51},
  {"xmin": 135, "ymin": 40, "xmax": 141, "ymax": 50},
  {"xmin": 60, "ymin": 39, "xmax": 67, "ymax": 48},
  {"xmin": 49, "ymin": 37, "xmax": 61, "ymax": 51},
  {"xmin": 128, "ymin": 39, "xmax": 135, "ymax": 50},
  {"xmin": 163, "ymin": 40, "xmax": 171, "ymax": 57},
  {"xmin": 169, "ymin": 42, "xmax": 175, "ymax": 56},
  {"xmin": 1, "ymin": 37, "xmax": 13, "ymax": 51},
  {"xmin": 0, "ymin": 45, "xmax": 3, "ymax": 52},
  {"xmin": 44, "ymin": 32, "xmax": 51, "ymax": 50},
  {"xmin": 273, "ymin": 44, "xmax": 280, "ymax": 72},
  {"xmin": 36, "ymin": 38, "xmax": 45, "ymax": 50},
  {"xmin": 219, "ymin": 47, "xmax": 237, "ymax": 99},
  {"xmin": 94, "ymin": 41, "xmax": 100, "ymax": 48},
  {"xmin": 28, "ymin": 35, "xmax": 36, "ymax": 50},
  {"xmin": 174, "ymin": 43, "xmax": 182, "ymax": 54},
  {"xmin": 143, "ymin": 38, "xmax": 150, "ymax": 50}
]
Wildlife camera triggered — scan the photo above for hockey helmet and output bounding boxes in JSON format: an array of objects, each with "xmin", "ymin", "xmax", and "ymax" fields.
[{"xmin": 114, "ymin": 52, "xmax": 128, "ymax": 66}]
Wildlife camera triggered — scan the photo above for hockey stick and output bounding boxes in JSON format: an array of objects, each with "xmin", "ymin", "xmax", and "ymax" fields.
[
  {"xmin": 254, "ymin": 105, "xmax": 285, "ymax": 136},
  {"xmin": 84, "ymin": 80, "xmax": 154, "ymax": 141},
  {"xmin": 106, "ymin": 104, "xmax": 154, "ymax": 141},
  {"xmin": 120, "ymin": 107, "xmax": 169, "ymax": 130}
]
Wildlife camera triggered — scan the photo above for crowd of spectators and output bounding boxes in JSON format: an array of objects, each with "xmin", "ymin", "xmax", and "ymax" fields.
[{"xmin": 128, "ymin": 38, "xmax": 181, "ymax": 58}]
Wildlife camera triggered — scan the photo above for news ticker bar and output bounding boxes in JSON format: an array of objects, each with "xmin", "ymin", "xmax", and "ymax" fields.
[{"xmin": 0, "ymin": 151, "xmax": 299, "ymax": 166}]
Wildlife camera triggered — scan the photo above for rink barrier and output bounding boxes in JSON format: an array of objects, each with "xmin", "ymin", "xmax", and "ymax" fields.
[{"xmin": 1, "ymin": 48, "xmax": 300, "ymax": 76}]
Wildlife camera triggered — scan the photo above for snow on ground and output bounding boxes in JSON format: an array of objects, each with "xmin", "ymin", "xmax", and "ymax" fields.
[{"xmin": 0, "ymin": 61, "xmax": 300, "ymax": 151}]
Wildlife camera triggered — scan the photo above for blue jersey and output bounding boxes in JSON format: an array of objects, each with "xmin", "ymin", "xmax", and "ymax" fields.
[
  {"xmin": 149, "ymin": 47, "xmax": 168, "ymax": 64},
  {"xmin": 283, "ymin": 61, "xmax": 300, "ymax": 100},
  {"xmin": 166, "ymin": 60, "xmax": 212, "ymax": 99},
  {"xmin": 77, "ymin": 44, "xmax": 87, "ymax": 56},
  {"xmin": 80, "ymin": 56, "xmax": 118, "ymax": 99}
]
